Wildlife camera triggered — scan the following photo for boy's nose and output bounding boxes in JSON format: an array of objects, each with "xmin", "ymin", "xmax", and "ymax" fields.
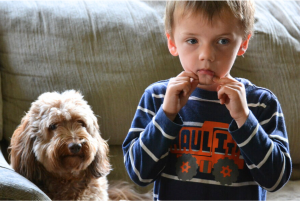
[{"xmin": 198, "ymin": 44, "xmax": 215, "ymax": 62}]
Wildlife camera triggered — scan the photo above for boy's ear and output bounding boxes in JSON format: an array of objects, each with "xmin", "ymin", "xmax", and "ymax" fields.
[
  {"xmin": 166, "ymin": 32, "xmax": 178, "ymax": 56},
  {"xmin": 237, "ymin": 34, "xmax": 251, "ymax": 56}
]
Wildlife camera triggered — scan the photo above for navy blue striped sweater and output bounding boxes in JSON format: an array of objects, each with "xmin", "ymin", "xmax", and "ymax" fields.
[{"xmin": 122, "ymin": 78, "xmax": 292, "ymax": 200}]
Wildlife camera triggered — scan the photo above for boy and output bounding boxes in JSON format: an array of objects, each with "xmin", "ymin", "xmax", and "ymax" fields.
[{"xmin": 123, "ymin": 1, "xmax": 292, "ymax": 200}]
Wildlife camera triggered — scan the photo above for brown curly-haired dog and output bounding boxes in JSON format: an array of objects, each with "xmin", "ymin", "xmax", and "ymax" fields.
[{"xmin": 9, "ymin": 90, "xmax": 151, "ymax": 201}]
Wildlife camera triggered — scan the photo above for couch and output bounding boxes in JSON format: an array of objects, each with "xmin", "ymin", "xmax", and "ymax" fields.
[{"xmin": 0, "ymin": 1, "xmax": 299, "ymax": 200}]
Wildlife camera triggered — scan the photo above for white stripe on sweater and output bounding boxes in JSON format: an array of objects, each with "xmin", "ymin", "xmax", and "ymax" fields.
[
  {"xmin": 129, "ymin": 128, "xmax": 145, "ymax": 133},
  {"xmin": 248, "ymin": 102, "xmax": 267, "ymax": 108},
  {"xmin": 264, "ymin": 152, "xmax": 286, "ymax": 192},
  {"xmin": 140, "ymin": 136, "xmax": 159, "ymax": 162},
  {"xmin": 152, "ymin": 116, "xmax": 176, "ymax": 140},
  {"xmin": 124, "ymin": 138, "xmax": 137, "ymax": 163},
  {"xmin": 161, "ymin": 173, "xmax": 257, "ymax": 187},
  {"xmin": 247, "ymin": 141, "xmax": 274, "ymax": 169},
  {"xmin": 269, "ymin": 135, "xmax": 289, "ymax": 143},
  {"xmin": 237, "ymin": 124, "xmax": 259, "ymax": 147},
  {"xmin": 161, "ymin": 151, "xmax": 169, "ymax": 159},
  {"xmin": 189, "ymin": 96, "xmax": 220, "ymax": 103},
  {"xmin": 140, "ymin": 136, "xmax": 170, "ymax": 162},
  {"xmin": 284, "ymin": 152, "xmax": 291, "ymax": 159},
  {"xmin": 152, "ymin": 93, "xmax": 165, "ymax": 98},
  {"xmin": 129, "ymin": 140, "xmax": 153, "ymax": 183},
  {"xmin": 138, "ymin": 106, "xmax": 155, "ymax": 116},
  {"xmin": 183, "ymin": 121, "xmax": 204, "ymax": 127},
  {"xmin": 260, "ymin": 112, "xmax": 284, "ymax": 125}
]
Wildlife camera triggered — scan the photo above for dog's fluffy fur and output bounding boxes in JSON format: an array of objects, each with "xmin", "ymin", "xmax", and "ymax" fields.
[{"xmin": 9, "ymin": 90, "xmax": 151, "ymax": 201}]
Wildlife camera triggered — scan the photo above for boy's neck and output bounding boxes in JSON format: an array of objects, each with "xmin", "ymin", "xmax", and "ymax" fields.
[{"xmin": 196, "ymin": 83, "xmax": 218, "ymax": 92}]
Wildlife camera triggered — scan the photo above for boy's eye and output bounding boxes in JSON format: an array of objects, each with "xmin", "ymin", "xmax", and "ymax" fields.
[
  {"xmin": 218, "ymin": 39, "xmax": 229, "ymax": 45},
  {"xmin": 187, "ymin": 39, "xmax": 198, "ymax": 44}
]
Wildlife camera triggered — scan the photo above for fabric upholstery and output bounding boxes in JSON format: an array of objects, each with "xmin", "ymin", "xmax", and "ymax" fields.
[
  {"xmin": 0, "ymin": 167, "xmax": 51, "ymax": 200},
  {"xmin": 0, "ymin": 0, "xmax": 182, "ymax": 144},
  {"xmin": 267, "ymin": 180, "xmax": 300, "ymax": 200},
  {"xmin": 1, "ymin": 145, "xmax": 51, "ymax": 200},
  {"xmin": 0, "ymin": 145, "xmax": 11, "ymax": 170}
]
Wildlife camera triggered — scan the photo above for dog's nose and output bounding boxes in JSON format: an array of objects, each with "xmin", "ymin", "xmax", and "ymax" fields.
[{"xmin": 68, "ymin": 143, "xmax": 82, "ymax": 154}]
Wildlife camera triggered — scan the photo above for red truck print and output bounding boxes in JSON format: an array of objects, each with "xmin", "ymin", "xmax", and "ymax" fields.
[{"xmin": 170, "ymin": 121, "xmax": 245, "ymax": 185}]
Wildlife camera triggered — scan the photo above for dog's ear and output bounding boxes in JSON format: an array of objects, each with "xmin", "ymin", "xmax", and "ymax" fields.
[
  {"xmin": 88, "ymin": 133, "xmax": 111, "ymax": 178},
  {"xmin": 9, "ymin": 113, "xmax": 41, "ymax": 182}
]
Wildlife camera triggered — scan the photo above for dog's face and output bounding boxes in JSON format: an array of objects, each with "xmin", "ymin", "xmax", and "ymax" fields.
[{"xmin": 10, "ymin": 90, "xmax": 110, "ymax": 180}]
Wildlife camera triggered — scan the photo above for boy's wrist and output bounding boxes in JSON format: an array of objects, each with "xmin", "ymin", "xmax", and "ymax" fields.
[
  {"xmin": 234, "ymin": 109, "xmax": 250, "ymax": 128},
  {"xmin": 163, "ymin": 110, "xmax": 177, "ymax": 122},
  {"xmin": 156, "ymin": 107, "xmax": 183, "ymax": 135},
  {"xmin": 162, "ymin": 103, "xmax": 177, "ymax": 122}
]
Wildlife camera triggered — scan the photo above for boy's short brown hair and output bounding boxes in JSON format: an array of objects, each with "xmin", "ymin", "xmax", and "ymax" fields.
[{"xmin": 164, "ymin": 0, "xmax": 255, "ymax": 39}]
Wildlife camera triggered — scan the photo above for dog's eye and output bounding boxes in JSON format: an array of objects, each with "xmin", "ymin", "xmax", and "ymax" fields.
[
  {"xmin": 77, "ymin": 120, "xmax": 86, "ymax": 127},
  {"xmin": 49, "ymin": 124, "xmax": 57, "ymax": 131}
]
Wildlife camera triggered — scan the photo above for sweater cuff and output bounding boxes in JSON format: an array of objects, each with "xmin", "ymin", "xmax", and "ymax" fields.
[
  {"xmin": 154, "ymin": 107, "xmax": 183, "ymax": 138},
  {"xmin": 229, "ymin": 111, "xmax": 259, "ymax": 144}
]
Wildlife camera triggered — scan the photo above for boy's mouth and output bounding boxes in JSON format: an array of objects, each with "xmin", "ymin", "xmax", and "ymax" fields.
[{"xmin": 197, "ymin": 69, "xmax": 215, "ymax": 77}]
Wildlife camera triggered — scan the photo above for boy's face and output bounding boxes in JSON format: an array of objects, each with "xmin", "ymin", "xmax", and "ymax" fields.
[{"xmin": 167, "ymin": 9, "xmax": 251, "ymax": 91}]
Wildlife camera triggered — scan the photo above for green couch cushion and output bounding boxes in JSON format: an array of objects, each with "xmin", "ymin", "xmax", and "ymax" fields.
[
  {"xmin": 0, "ymin": 167, "xmax": 51, "ymax": 200},
  {"xmin": 0, "ymin": 1, "xmax": 182, "ymax": 144}
]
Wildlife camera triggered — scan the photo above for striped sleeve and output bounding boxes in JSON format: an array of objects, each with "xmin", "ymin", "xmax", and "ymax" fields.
[
  {"xmin": 229, "ymin": 92, "xmax": 292, "ymax": 192},
  {"xmin": 122, "ymin": 90, "xmax": 182, "ymax": 186}
]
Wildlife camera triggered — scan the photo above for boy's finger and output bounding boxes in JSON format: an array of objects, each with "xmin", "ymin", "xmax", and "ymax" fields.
[
  {"xmin": 217, "ymin": 85, "xmax": 236, "ymax": 103},
  {"xmin": 185, "ymin": 78, "xmax": 199, "ymax": 96},
  {"xmin": 213, "ymin": 77, "xmax": 235, "ymax": 84},
  {"xmin": 187, "ymin": 79, "xmax": 199, "ymax": 96},
  {"xmin": 218, "ymin": 93, "xmax": 228, "ymax": 105},
  {"xmin": 213, "ymin": 75, "xmax": 236, "ymax": 84}
]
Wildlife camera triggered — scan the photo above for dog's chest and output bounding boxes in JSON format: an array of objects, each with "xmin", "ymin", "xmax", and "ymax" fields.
[{"xmin": 41, "ymin": 177, "xmax": 108, "ymax": 201}]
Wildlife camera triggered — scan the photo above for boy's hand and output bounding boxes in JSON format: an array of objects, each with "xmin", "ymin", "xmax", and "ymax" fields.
[
  {"xmin": 213, "ymin": 75, "xmax": 249, "ymax": 128},
  {"xmin": 163, "ymin": 71, "xmax": 199, "ymax": 121}
]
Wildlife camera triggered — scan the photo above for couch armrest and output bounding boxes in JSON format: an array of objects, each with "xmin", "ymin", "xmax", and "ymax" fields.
[
  {"xmin": 0, "ymin": 147, "xmax": 51, "ymax": 200},
  {"xmin": 0, "ymin": 146, "xmax": 11, "ymax": 170},
  {"xmin": 291, "ymin": 164, "xmax": 300, "ymax": 181}
]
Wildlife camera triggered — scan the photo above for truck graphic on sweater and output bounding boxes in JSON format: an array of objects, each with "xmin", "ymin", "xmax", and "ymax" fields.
[{"xmin": 170, "ymin": 121, "xmax": 245, "ymax": 185}]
